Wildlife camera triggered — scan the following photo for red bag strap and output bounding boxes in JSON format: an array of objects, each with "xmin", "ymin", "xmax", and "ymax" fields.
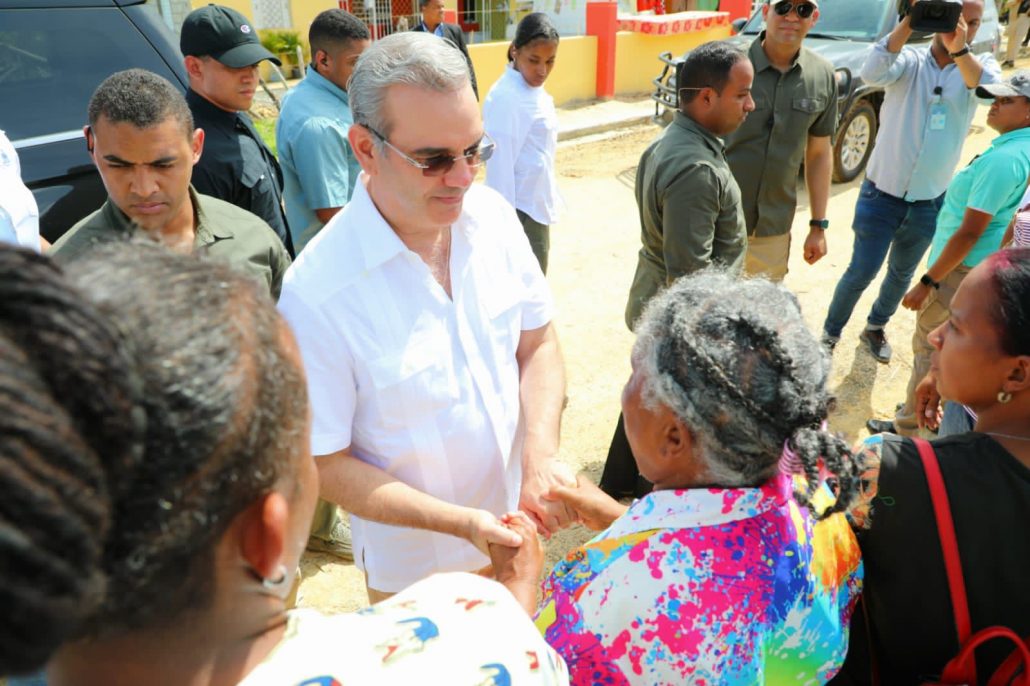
[{"xmin": 913, "ymin": 438, "xmax": 972, "ymax": 644}]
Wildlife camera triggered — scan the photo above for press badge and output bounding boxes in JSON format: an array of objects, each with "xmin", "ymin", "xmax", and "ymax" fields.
[{"xmin": 930, "ymin": 102, "xmax": 947, "ymax": 131}]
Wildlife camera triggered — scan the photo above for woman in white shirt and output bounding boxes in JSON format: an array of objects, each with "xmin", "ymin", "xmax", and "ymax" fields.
[{"xmin": 483, "ymin": 13, "xmax": 563, "ymax": 273}]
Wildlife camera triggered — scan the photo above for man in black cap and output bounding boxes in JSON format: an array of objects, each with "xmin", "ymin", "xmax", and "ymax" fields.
[{"xmin": 181, "ymin": 3, "xmax": 294, "ymax": 256}]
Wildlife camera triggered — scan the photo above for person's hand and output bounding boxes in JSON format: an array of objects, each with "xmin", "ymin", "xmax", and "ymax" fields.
[
  {"xmin": 803, "ymin": 229, "xmax": 828, "ymax": 265},
  {"xmin": 547, "ymin": 474, "xmax": 629, "ymax": 531},
  {"xmin": 464, "ymin": 508, "xmax": 522, "ymax": 557},
  {"xmin": 489, "ymin": 511, "xmax": 544, "ymax": 614},
  {"xmin": 941, "ymin": 13, "xmax": 969, "ymax": 55},
  {"xmin": 902, "ymin": 282, "xmax": 932, "ymax": 311},
  {"xmin": 915, "ymin": 371, "xmax": 942, "ymax": 431},
  {"xmin": 519, "ymin": 458, "xmax": 577, "ymax": 536}
]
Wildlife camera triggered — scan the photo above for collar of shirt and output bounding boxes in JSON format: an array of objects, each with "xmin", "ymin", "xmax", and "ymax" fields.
[
  {"xmin": 100, "ymin": 185, "xmax": 234, "ymax": 247},
  {"xmin": 673, "ymin": 111, "xmax": 726, "ymax": 156},
  {"xmin": 606, "ymin": 474, "xmax": 792, "ymax": 538},
  {"xmin": 420, "ymin": 20, "xmax": 445, "ymax": 36},
  {"xmin": 344, "ymin": 175, "xmax": 476, "ymax": 273},
  {"xmin": 990, "ymin": 124, "xmax": 1030, "ymax": 148},
  {"xmin": 751, "ymin": 32, "xmax": 802, "ymax": 75},
  {"xmin": 501, "ymin": 63, "xmax": 539, "ymax": 93},
  {"xmin": 302, "ymin": 65, "xmax": 351, "ymax": 107},
  {"xmin": 185, "ymin": 88, "xmax": 244, "ymax": 134}
]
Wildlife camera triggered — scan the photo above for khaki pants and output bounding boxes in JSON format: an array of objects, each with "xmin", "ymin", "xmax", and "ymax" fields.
[
  {"xmin": 1007, "ymin": 6, "xmax": 1030, "ymax": 62},
  {"xmin": 894, "ymin": 265, "xmax": 970, "ymax": 436},
  {"xmin": 308, "ymin": 498, "xmax": 340, "ymax": 542},
  {"xmin": 365, "ymin": 564, "xmax": 494, "ymax": 604},
  {"xmin": 744, "ymin": 233, "xmax": 791, "ymax": 282}
]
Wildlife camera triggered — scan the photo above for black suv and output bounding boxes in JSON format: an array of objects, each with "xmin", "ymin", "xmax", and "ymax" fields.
[
  {"xmin": 1, "ymin": 0, "xmax": 188, "ymax": 242},
  {"xmin": 652, "ymin": 0, "xmax": 1000, "ymax": 182}
]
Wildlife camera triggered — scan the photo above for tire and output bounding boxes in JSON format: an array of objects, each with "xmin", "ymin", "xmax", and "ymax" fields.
[{"xmin": 833, "ymin": 99, "xmax": 877, "ymax": 183}]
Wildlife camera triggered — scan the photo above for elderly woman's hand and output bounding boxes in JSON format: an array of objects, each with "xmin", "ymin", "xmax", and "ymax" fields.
[
  {"xmin": 548, "ymin": 474, "xmax": 629, "ymax": 531},
  {"xmin": 489, "ymin": 512, "xmax": 544, "ymax": 615},
  {"xmin": 915, "ymin": 371, "xmax": 943, "ymax": 431}
]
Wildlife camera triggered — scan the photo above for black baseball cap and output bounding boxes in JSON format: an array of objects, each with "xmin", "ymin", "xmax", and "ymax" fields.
[{"xmin": 180, "ymin": 4, "xmax": 281, "ymax": 68}]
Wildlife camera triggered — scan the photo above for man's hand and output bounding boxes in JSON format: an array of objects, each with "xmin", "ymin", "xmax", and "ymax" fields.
[
  {"xmin": 941, "ymin": 13, "xmax": 969, "ymax": 55},
  {"xmin": 519, "ymin": 458, "xmax": 576, "ymax": 536},
  {"xmin": 547, "ymin": 474, "xmax": 629, "ymax": 531},
  {"xmin": 465, "ymin": 508, "xmax": 523, "ymax": 557},
  {"xmin": 902, "ymin": 282, "xmax": 933, "ymax": 310},
  {"xmin": 803, "ymin": 228, "xmax": 828, "ymax": 265},
  {"xmin": 915, "ymin": 371, "xmax": 943, "ymax": 431},
  {"xmin": 489, "ymin": 512, "xmax": 544, "ymax": 614}
]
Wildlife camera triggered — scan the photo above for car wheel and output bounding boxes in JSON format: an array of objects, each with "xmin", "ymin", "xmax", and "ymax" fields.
[{"xmin": 833, "ymin": 99, "xmax": 877, "ymax": 183}]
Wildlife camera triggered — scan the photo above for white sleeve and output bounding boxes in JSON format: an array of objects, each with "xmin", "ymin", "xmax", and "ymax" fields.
[
  {"xmin": 483, "ymin": 83, "xmax": 529, "ymax": 209},
  {"xmin": 277, "ymin": 283, "xmax": 357, "ymax": 456},
  {"xmin": 497, "ymin": 199, "xmax": 554, "ymax": 330}
]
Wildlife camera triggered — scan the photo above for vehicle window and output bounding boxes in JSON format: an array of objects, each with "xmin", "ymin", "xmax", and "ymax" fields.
[
  {"xmin": 0, "ymin": 7, "xmax": 182, "ymax": 143},
  {"xmin": 740, "ymin": 0, "xmax": 894, "ymax": 41}
]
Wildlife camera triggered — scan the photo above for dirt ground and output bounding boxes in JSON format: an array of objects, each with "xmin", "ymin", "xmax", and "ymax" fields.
[{"xmin": 297, "ymin": 110, "xmax": 996, "ymax": 615}]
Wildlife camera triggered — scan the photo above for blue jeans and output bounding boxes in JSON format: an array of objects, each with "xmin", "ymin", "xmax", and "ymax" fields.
[
  {"xmin": 939, "ymin": 400, "xmax": 975, "ymax": 437},
  {"xmin": 823, "ymin": 179, "xmax": 944, "ymax": 338}
]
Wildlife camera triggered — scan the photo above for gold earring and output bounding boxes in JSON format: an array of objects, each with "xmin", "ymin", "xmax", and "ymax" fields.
[{"xmin": 998, "ymin": 390, "xmax": 1013, "ymax": 404}]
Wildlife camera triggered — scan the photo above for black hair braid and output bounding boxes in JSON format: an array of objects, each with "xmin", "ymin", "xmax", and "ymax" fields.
[
  {"xmin": 0, "ymin": 247, "xmax": 144, "ymax": 675},
  {"xmin": 790, "ymin": 428, "xmax": 866, "ymax": 520}
]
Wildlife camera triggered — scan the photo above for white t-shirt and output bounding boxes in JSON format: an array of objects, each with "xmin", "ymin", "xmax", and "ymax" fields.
[
  {"xmin": 239, "ymin": 573, "xmax": 569, "ymax": 685},
  {"xmin": 277, "ymin": 178, "xmax": 553, "ymax": 592},
  {"xmin": 0, "ymin": 130, "xmax": 40, "ymax": 252},
  {"xmin": 483, "ymin": 66, "xmax": 565, "ymax": 226}
]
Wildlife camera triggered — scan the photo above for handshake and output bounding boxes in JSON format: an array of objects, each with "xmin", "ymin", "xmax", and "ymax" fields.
[{"xmin": 485, "ymin": 473, "xmax": 631, "ymax": 613}]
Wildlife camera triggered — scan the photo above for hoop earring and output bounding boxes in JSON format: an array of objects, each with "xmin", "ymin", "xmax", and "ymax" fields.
[
  {"xmin": 259, "ymin": 564, "xmax": 291, "ymax": 599},
  {"xmin": 998, "ymin": 390, "xmax": 1013, "ymax": 404}
]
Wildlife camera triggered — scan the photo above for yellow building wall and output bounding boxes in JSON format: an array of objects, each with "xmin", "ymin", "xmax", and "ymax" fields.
[
  {"xmin": 289, "ymin": 0, "xmax": 338, "ymax": 42},
  {"xmin": 613, "ymin": 26, "xmax": 730, "ymax": 95},
  {"xmin": 469, "ymin": 35, "xmax": 597, "ymax": 108}
]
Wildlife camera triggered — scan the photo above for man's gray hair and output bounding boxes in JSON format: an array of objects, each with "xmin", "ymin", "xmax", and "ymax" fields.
[
  {"xmin": 631, "ymin": 269, "xmax": 865, "ymax": 518},
  {"xmin": 349, "ymin": 31, "xmax": 471, "ymax": 139}
]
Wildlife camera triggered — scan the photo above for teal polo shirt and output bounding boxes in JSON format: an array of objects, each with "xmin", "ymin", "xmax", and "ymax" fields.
[
  {"xmin": 929, "ymin": 126, "xmax": 1030, "ymax": 268},
  {"xmin": 277, "ymin": 67, "xmax": 362, "ymax": 252}
]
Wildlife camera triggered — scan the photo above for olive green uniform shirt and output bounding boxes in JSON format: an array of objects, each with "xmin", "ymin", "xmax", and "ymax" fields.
[
  {"xmin": 725, "ymin": 35, "xmax": 837, "ymax": 238},
  {"xmin": 51, "ymin": 187, "xmax": 290, "ymax": 299},
  {"xmin": 625, "ymin": 112, "xmax": 747, "ymax": 328}
]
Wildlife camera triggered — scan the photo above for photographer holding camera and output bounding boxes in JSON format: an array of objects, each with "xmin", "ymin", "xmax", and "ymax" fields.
[{"xmin": 822, "ymin": 0, "xmax": 1000, "ymax": 371}]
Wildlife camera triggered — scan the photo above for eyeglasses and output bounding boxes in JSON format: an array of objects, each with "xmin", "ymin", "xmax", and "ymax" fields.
[
  {"xmin": 363, "ymin": 124, "xmax": 495, "ymax": 177},
  {"xmin": 772, "ymin": 0, "xmax": 816, "ymax": 19}
]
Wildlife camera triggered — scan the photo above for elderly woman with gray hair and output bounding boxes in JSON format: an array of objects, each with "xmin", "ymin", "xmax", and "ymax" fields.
[{"xmin": 491, "ymin": 270, "xmax": 865, "ymax": 684}]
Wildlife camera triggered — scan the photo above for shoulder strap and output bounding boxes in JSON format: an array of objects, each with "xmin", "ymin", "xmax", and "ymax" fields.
[{"xmin": 913, "ymin": 437, "xmax": 972, "ymax": 644}]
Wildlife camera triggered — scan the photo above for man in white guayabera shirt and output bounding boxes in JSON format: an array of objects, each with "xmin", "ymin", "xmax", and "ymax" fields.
[{"xmin": 277, "ymin": 31, "xmax": 572, "ymax": 603}]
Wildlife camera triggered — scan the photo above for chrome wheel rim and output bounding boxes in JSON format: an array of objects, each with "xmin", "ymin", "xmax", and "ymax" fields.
[{"xmin": 841, "ymin": 113, "xmax": 871, "ymax": 175}]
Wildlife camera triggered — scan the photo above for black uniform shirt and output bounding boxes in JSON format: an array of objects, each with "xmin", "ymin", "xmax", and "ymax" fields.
[{"xmin": 187, "ymin": 88, "xmax": 294, "ymax": 256}]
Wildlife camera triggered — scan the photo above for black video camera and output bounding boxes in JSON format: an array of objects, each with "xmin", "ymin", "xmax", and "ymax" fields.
[{"xmin": 898, "ymin": 0, "xmax": 962, "ymax": 33}]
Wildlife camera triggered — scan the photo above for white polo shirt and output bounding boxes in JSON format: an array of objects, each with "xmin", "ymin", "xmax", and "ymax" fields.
[
  {"xmin": 278, "ymin": 178, "xmax": 553, "ymax": 592},
  {"xmin": 0, "ymin": 130, "xmax": 40, "ymax": 252}
]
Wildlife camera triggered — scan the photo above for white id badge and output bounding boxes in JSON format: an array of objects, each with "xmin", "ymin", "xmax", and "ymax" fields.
[{"xmin": 930, "ymin": 102, "xmax": 947, "ymax": 131}]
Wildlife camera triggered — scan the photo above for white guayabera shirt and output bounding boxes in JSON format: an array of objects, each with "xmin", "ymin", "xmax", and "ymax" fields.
[{"xmin": 278, "ymin": 178, "xmax": 553, "ymax": 592}]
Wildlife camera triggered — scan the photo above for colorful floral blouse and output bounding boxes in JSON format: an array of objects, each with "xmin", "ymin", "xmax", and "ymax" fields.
[{"xmin": 534, "ymin": 475, "xmax": 863, "ymax": 685}]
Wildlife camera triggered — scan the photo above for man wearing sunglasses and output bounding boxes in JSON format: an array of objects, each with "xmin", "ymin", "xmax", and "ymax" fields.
[
  {"xmin": 823, "ymin": 0, "xmax": 997, "ymax": 371},
  {"xmin": 277, "ymin": 32, "xmax": 571, "ymax": 603},
  {"xmin": 724, "ymin": 0, "xmax": 837, "ymax": 282}
]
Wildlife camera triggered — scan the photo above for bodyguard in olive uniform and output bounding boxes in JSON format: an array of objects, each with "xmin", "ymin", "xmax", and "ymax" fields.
[
  {"xmin": 724, "ymin": 0, "xmax": 837, "ymax": 281},
  {"xmin": 52, "ymin": 70, "xmax": 289, "ymax": 299},
  {"xmin": 181, "ymin": 4, "xmax": 294, "ymax": 257},
  {"xmin": 602, "ymin": 42, "xmax": 754, "ymax": 498}
]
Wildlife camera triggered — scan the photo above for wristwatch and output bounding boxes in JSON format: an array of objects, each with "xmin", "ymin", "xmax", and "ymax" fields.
[
  {"xmin": 920, "ymin": 273, "xmax": 941, "ymax": 290},
  {"xmin": 809, "ymin": 219, "xmax": 829, "ymax": 230},
  {"xmin": 949, "ymin": 45, "xmax": 971, "ymax": 58}
]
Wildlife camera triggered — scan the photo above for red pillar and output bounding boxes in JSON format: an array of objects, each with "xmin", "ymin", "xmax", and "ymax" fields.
[
  {"xmin": 443, "ymin": 8, "xmax": 458, "ymax": 23},
  {"xmin": 587, "ymin": 0, "xmax": 618, "ymax": 99},
  {"xmin": 720, "ymin": 0, "xmax": 752, "ymax": 22}
]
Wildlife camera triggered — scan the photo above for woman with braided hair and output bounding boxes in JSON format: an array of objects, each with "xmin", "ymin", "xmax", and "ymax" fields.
[
  {"xmin": 0, "ymin": 245, "xmax": 144, "ymax": 679},
  {"xmin": 489, "ymin": 269, "xmax": 865, "ymax": 684}
]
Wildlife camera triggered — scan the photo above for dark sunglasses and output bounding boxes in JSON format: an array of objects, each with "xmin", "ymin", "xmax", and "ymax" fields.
[
  {"xmin": 772, "ymin": 0, "xmax": 817, "ymax": 19},
  {"xmin": 364, "ymin": 124, "xmax": 495, "ymax": 177}
]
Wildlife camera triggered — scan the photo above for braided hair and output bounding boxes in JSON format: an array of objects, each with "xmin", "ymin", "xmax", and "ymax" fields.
[
  {"xmin": 64, "ymin": 239, "xmax": 308, "ymax": 637},
  {"xmin": 0, "ymin": 246, "xmax": 144, "ymax": 675},
  {"xmin": 633, "ymin": 269, "xmax": 865, "ymax": 519}
]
